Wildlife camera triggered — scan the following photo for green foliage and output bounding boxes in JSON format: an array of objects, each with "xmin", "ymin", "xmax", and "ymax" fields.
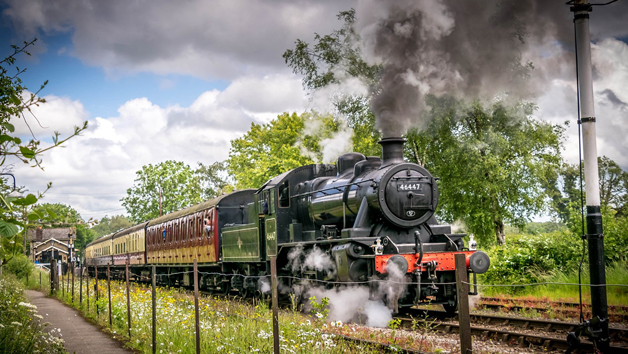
[
  {"xmin": 308, "ymin": 295, "xmax": 330, "ymax": 322},
  {"xmin": 74, "ymin": 224, "xmax": 95, "ymax": 257},
  {"xmin": 121, "ymin": 160, "xmax": 204, "ymax": 223},
  {"xmin": 1, "ymin": 39, "xmax": 88, "ymax": 168},
  {"xmin": 407, "ymin": 97, "xmax": 564, "ymax": 245},
  {"xmin": 548, "ymin": 156, "xmax": 628, "ymax": 222},
  {"xmin": 195, "ymin": 161, "xmax": 234, "ymax": 198},
  {"xmin": 481, "ymin": 208, "xmax": 628, "ymax": 294},
  {"xmin": 565, "ymin": 203, "xmax": 628, "ymax": 265},
  {"xmin": 283, "ymin": 10, "xmax": 382, "ymax": 157},
  {"xmin": 29, "ymin": 203, "xmax": 82, "ymax": 227},
  {"xmin": 90, "ymin": 214, "xmax": 133, "ymax": 238},
  {"xmin": 5, "ymin": 254, "xmax": 34, "ymax": 279},
  {"xmin": 0, "ymin": 274, "xmax": 66, "ymax": 353},
  {"xmin": 227, "ymin": 112, "xmax": 340, "ymax": 189},
  {"xmin": 0, "ymin": 40, "xmax": 87, "ymax": 264}
]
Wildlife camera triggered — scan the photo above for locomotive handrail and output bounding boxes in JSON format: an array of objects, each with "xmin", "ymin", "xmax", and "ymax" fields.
[{"xmin": 290, "ymin": 178, "xmax": 375, "ymax": 199}]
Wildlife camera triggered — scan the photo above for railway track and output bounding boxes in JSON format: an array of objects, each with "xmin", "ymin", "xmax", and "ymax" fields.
[
  {"xmin": 479, "ymin": 297, "xmax": 628, "ymax": 313},
  {"xmin": 477, "ymin": 299, "xmax": 628, "ymax": 323},
  {"xmin": 399, "ymin": 308, "xmax": 628, "ymax": 353}
]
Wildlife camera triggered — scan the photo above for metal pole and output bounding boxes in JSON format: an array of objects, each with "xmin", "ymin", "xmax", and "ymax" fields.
[
  {"xmin": 570, "ymin": 1, "xmax": 609, "ymax": 350},
  {"xmin": 26, "ymin": 272, "xmax": 29, "ymax": 288},
  {"xmin": 152, "ymin": 265, "xmax": 157, "ymax": 354},
  {"xmin": 50, "ymin": 259, "xmax": 57, "ymax": 295},
  {"xmin": 39, "ymin": 271, "xmax": 42, "ymax": 291},
  {"xmin": 455, "ymin": 253, "xmax": 472, "ymax": 354},
  {"xmin": 270, "ymin": 256, "xmax": 280, "ymax": 354},
  {"xmin": 86, "ymin": 266, "xmax": 90, "ymax": 313},
  {"xmin": 62, "ymin": 269, "xmax": 65, "ymax": 298},
  {"xmin": 71, "ymin": 263, "xmax": 75, "ymax": 304},
  {"xmin": 95, "ymin": 265, "xmax": 99, "ymax": 316},
  {"xmin": 80, "ymin": 265, "xmax": 83, "ymax": 305},
  {"xmin": 108, "ymin": 265, "xmax": 112, "ymax": 327},
  {"xmin": 193, "ymin": 260, "xmax": 200, "ymax": 354},
  {"xmin": 126, "ymin": 262, "xmax": 131, "ymax": 339}
]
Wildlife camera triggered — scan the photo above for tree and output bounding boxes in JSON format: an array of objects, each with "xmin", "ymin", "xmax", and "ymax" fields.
[
  {"xmin": 195, "ymin": 161, "xmax": 234, "ymax": 199},
  {"xmin": 227, "ymin": 112, "xmax": 341, "ymax": 189},
  {"xmin": 406, "ymin": 97, "xmax": 564, "ymax": 245},
  {"xmin": 550, "ymin": 156, "xmax": 628, "ymax": 222},
  {"xmin": 0, "ymin": 39, "xmax": 87, "ymax": 263},
  {"xmin": 90, "ymin": 214, "xmax": 133, "ymax": 238},
  {"xmin": 121, "ymin": 160, "xmax": 204, "ymax": 223},
  {"xmin": 30, "ymin": 203, "xmax": 82, "ymax": 227},
  {"xmin": 283, "ymin": 9, "xmax": 382, "ymax": 157}
]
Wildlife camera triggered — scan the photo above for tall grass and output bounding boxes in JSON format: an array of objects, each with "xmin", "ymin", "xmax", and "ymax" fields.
[
  {"xmin": 0, "ymin": 273, "xmax": 66, "ymax": 354},
  {"xmin": 529, "ymin": 261, "xmax": 628, "ymax": 305}
]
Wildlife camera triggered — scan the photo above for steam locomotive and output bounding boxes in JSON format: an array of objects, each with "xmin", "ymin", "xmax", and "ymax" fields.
[{"xmin": 85, "ymin": 137, "xmax": 489, "ymax": 312}]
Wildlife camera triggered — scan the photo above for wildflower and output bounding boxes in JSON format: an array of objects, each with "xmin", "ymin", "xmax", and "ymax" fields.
[
  {"xmin": 335, "ymin": 320, "xmax": 343, "ymax": 327},
  {"xmin": 11, "ymin": 322, "xmax": 22, "ymax": 326},
  {"xmin": 315, "ymin": 312, "xmax": 323, "ymax": 319},
  {"xmin": 18, "ymin": 302, "xmax": 37, "ymax": 309}
]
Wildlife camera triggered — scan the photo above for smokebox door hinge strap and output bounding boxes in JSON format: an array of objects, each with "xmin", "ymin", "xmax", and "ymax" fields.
[{"xmin": 578, "ymin": 117, "xmax": 596, "ymax": 124}]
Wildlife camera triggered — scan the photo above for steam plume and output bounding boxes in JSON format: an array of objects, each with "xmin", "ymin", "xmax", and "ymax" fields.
[{"xmin": 356, "ymin": 0, "xmax": 572, "ymax": 137}]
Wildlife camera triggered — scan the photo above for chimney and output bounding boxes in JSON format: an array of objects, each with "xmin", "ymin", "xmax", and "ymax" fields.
[
  {"xmin": 36, "ymin": 227, "xmax": 43, "ymax": 242},
  {"xmin": 378, "ymin": 137, "xmax": 406, "ymax": 166}
]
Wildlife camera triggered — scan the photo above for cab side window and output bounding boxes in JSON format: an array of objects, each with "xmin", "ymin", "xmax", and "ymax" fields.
[{"xmin": 278, "ymin": 181, "xmax": 290, "ymax": 208}]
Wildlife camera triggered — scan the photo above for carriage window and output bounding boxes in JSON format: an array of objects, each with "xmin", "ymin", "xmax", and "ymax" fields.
[{"xmin": 278, "ymin": 181, "xmax": 290, "ymax": 208}]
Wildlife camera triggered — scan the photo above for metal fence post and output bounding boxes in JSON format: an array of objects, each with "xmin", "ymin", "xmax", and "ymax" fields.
[
  {"xmin": 95, "ymin": 265, "xmax": 99, "ymax": 316},
  {"xmin": 80, "ymin": 265, "xmax": 83, "ymax": 305},
  {"xmin": 194, "ymin": 260, "xmax": 200, "ymax": 354},
  {"xmin": 271, "ymin": 256, "xmax": 280, "ymax": 354},
  {"xmin": 152, "ymin": 265, "xmax": 157, "ymax": 354},
  {"xmin": 86, "ymin": 266, "xmax": 90, "ymax": 313},
  {"xmin": 39, "ymin": 271, "xmax": 42, "ymax": 291},
  {"xmin": 126, "ymin": 262, "xmax": 131, "ymax": 339},
  {"xmin": 108, "ymin": 265, "xmax": 112, "ymax": 327},
  {"xmin": 71, "ymin": 263, "xmax": 75, "ymax": 304},
  {"xmin": 455, "ymin": 253, "xmax": 472, "ymax": 354}
]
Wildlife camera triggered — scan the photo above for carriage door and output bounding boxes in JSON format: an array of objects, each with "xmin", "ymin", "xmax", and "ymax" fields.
[{"xmin": 265, "ymin": 188, "xmax": 277, "ymax": 257}]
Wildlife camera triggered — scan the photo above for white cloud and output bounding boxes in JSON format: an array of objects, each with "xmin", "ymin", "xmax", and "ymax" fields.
[
  {"xmin": 9, "ymin": 74, "xmax": 307, "ymax": 220},
  {"xmin": 11, "ymin": 93, "xmax": 88, "ymax": 137},
  {"xmin": 2, "ymin": 0, "xmax": 358, "ymax": 80},
  {"xmin": 536, "ymin": 39, "xmax": 628, "ymax": 170}
]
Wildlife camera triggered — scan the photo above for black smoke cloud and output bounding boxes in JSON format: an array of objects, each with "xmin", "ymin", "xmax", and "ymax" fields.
[{"xmin": 356, "ymin": 0, "xmax": 577, "ymax": 137}]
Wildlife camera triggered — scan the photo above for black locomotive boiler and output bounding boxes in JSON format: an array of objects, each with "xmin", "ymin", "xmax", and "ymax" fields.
[{"xmin": 86, "ymin": 137, "xmax": 489, "ymax": 313}]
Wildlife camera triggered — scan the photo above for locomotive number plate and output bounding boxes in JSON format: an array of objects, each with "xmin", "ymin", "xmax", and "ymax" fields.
[{"xmin": 397, "ymin": 183, "xmax": 422, "ymax": 191}]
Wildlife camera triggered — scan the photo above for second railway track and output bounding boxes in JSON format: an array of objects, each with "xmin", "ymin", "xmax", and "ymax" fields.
[{"xmin": 398, "ymin": 308, "xmax": 628, "ymax": 353}]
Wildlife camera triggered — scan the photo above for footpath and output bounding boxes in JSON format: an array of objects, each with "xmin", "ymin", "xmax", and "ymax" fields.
[{"xmin": 26, "ymin": 290, "xmax": 132, "ymax": 354}]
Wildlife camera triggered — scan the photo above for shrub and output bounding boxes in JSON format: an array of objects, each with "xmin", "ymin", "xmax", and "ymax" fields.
[
  {"xmin": 0, "ymin": 274, "xmax": 66, "ymax": 353},
  {"xmin": 5, "ymin": 254, "xmax": 35, "ymax": 280}
]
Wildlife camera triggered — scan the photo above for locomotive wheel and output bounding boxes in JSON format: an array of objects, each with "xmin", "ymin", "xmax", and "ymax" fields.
[{"xmin": 442, "ymin": 302, "xmax": 457, "ymax": 316}]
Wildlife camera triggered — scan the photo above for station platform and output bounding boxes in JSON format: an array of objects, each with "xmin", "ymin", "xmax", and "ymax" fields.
[{"xmin": 26, "ymin": 290, "xmax": 132, "ymax": 354}]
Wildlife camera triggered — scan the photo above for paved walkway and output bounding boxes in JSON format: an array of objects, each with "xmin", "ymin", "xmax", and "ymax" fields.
[{"xmin": 26, "ymin": 290, "xmax": 132, "ymax": 354}]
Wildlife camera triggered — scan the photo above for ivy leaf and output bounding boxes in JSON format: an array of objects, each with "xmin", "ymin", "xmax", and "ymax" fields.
[
  {"xmin": 0, "ymin": 220, "xmax": 19, "ymax": 237},
  {"xmin": 12, "ymin": 193, "xmax": 38, "ymax": 206},
  {"xmin": 1, "ymin": 123, "xmax": 15, "ymax": 133},
  {"xmin": 19, "ymin": 146, "xmax": 35, "ymax": 159}
]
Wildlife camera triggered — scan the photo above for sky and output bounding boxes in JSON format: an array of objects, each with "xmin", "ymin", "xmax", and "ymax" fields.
[{"xmin": 0, "ymin": 0, "xmax": 627, "ymax": 222}]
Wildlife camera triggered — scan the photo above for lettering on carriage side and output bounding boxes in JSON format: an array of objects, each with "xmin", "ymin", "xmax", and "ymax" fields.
[{"xmin": 267, "ymin": 231, "xmax": 277, "ymax": 241}]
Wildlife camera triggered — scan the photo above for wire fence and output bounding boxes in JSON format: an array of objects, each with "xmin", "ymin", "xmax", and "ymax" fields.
[{"xmin": 92, "ymin": 267, "xmax": 628, "ymax": 288}]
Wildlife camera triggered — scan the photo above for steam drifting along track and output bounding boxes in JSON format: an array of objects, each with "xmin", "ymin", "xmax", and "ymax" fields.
[{"xmin": 397, "ymin": 309, "xmax": 628, "ymax": 353}]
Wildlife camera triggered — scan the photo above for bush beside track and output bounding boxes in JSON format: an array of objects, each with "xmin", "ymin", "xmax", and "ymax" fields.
[{"xmin": 479, "ymin": 209, "xmax": 628, "ymax": 302}]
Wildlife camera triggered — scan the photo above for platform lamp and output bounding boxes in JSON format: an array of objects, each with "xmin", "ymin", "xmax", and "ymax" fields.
[{"xmin": 0, "ymin": 173, "xmax": 24, "ymax": 198}]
